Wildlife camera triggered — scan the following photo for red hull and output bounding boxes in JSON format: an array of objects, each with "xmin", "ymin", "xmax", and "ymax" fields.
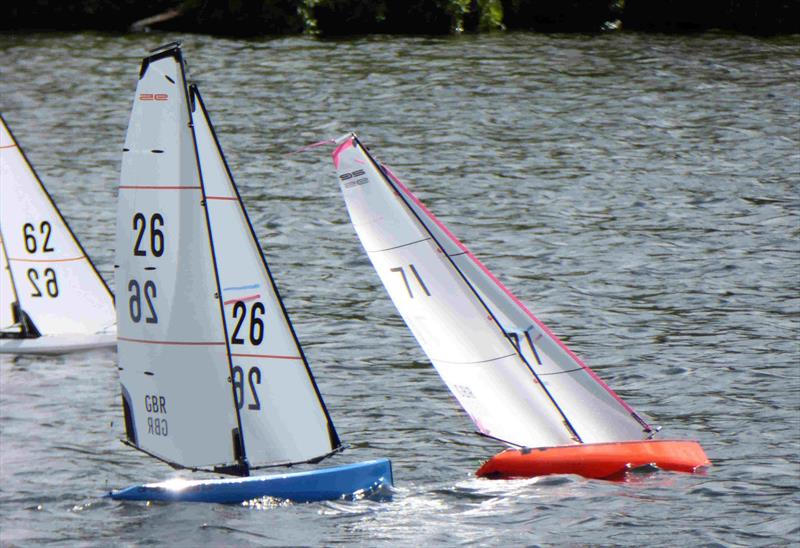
[{"xmin": 476, "ymin": 440, "xmax": 710, "ymax": 480}]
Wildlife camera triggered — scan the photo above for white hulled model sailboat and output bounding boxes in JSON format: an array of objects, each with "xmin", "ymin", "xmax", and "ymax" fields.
[
  {"xmin": 0, "ymin": 114, "xmax": 116, "ymax": 354},
  {"xmin": 109, "ymin": 45, "xmax": 391, "ymax": 503},
  {"xmin": 331, "ymin": 133, "xmax": 709, "ymax": 480}
]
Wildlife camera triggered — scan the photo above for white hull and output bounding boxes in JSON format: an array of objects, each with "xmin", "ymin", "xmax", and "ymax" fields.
[{"xmin": 0, "ymin": 332, "xmax": 116, "ymax": 355}]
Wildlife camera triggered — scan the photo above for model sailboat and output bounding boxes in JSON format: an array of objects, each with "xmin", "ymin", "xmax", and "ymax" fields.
[
  {"xmin": 109, "ymin": 45, "xmax": 391, "ymax": 503},
  {"xmin": 0, "ymin": 114, "xmax": 116, "ymax": 354},
  {"xmin": 332, "ymin": 133, "xmax": 709, "ymax": 480}
]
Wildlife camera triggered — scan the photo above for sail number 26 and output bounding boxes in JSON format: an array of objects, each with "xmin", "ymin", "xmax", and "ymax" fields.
[
  {"xmin": 128, "ymin": 212, "xmax": 164, "ymax": 324},
  {"xmin": 230, "ymin": 301, "xmax": 265, "ymax": 345},
  {"xmin": 232, "ymin": 366, "xmax": 261, "ymax": 411}
]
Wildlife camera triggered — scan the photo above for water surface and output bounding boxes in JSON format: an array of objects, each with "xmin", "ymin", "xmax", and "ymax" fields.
[{"xmin": 0, "ymin": 31, "xmax": 798, "ymax": 546}]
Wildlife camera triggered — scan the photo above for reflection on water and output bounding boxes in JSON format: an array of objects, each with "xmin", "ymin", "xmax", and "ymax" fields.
[{"xmin": 0, "ymin": 31, "xmax": 798, "ymax": 546}]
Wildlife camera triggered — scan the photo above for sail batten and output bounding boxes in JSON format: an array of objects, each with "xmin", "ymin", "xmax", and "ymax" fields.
[{"xmin": 334, "ymin": 134, "xmax": 652, "ymax": 448}]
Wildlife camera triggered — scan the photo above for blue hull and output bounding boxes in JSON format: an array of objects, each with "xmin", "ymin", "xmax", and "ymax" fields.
[{"xmin": 109, "ymin": 458, "xmax": 392, "ymax": 504}]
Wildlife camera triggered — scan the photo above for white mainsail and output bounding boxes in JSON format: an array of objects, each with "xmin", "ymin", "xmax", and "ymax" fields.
[
  {"xmin": 333, "ymin": 134, "xmax": 652, "ymax": 448},
  {"xmin": 190, "ymin": 85, "xmax": 339, "ymax": 467},
  {"xmin": 0, "ymin": 114, "xmax": 115, "ymax": 337},
  {"xmin": 116, "ymin": 44, "xmax": 339, "ymax": 474}
]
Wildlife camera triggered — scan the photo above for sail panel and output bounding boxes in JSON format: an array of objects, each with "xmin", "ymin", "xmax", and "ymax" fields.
[
  {"xmin": 381, "ymin": 166, "xmax": 651, "ymax": 443},
  {"xmin": 0, "ymin": 115, "xmax": 115, "ymax": 336},
  {"xmin": 190, "ymin": 87, "xmax": 339, "ymax": 466},
  {"xmin": 334, "ymin": 137, "xmax": 575, "ymax": 448},
  {"xmin": 116, "ymin": 48, "xmax": 240, "ymax": 469}
]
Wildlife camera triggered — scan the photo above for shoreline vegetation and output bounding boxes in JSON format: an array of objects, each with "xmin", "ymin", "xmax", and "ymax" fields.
[{"xmin": 3, "ymin": 0, "xmax": 798, "ymax": 36}]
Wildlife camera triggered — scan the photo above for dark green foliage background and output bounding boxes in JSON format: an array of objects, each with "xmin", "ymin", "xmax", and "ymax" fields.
[{"xmin": 2, "ymin": 0, "xmax": 797, "ymax": 35}]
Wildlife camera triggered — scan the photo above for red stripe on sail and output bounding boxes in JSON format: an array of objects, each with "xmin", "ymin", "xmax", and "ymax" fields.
[
  {"xmin": 223, "ymin": 294, "xmax": 261, "ymax": 305},
  {"xmin": 118, "ymin": 336, "xmax": 225, "ymax": 346},
  {"xmin": 9, "ymin": 255, "xmax": 85, "ymax": 263},
  {"xmin": 230, "ymin": 353, "xmax": 302, "ymax": 360},
  {"xmin": 119, "ymin": 185, "xmax": 201, "ymax": 190}
]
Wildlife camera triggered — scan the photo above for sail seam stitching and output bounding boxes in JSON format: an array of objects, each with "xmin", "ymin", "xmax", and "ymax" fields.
[{"xmin": 369, "ymin": 237, "xmax": 432, "ymax": 253}]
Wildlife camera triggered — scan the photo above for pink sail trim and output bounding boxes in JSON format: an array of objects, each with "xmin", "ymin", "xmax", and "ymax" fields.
[
  {"xmin": 381, "ymin": 164, "xmax": 644, "ymax": 422},
  {"xmin": 332, "ymin": 138, "xmax": 354, "ymax": 169}
]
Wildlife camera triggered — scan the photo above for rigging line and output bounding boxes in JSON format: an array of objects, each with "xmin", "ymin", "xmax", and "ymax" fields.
[
  {"xmin": 192, "ymin": 85, "xmax": 342, "ymax": 452},
  {"xmin": 0, "ymin": 144, "xmax": 18, "ymax": 149},
  {"xmin": 206, "ymin": 195, "xmax": 238, "ymax": 201},
  {"xmin": 248, "ymin": 445, "xmax": 346, "ymax": 470},
  {"xmin": 356, "ymin": 136, "xmax": 583, "ymax": 443},
  {"xmin": 475, "ymin": 431, "xmax": 525, "ymax": 448},
  {"xmin": 119, "ymin": 439, "xmax": 247, "ymax": 477}
]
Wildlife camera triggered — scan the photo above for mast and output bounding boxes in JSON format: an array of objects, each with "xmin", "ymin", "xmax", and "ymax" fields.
[
  {"xmin": 180, "ymin": 56, "xmax": 249, "ymax": 476},
  {"xmin": 0, "ymin": 227, "xmax": 36, "ymax": 337}
]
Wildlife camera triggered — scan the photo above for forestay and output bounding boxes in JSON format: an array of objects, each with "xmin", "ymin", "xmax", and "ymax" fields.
[
  {"xmin": 0, "ymin": 114, "xmax": 115, "ymax": 337},
  {"xmin": 116, "ymin": 45, "xmax": 339, "ymax": 474},
  {"xmin": 333, "ymin": 134, "xmax": 652, "ymax": 448},
  {"xmin": 190, "ymin": 86, "xmax": 340, "ymax": 467}
]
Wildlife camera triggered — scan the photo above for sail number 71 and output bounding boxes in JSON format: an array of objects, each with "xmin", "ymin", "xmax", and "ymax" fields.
[{"xmin": 391, "ymin": 264, "xmax": 431, "ymax": 298}]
